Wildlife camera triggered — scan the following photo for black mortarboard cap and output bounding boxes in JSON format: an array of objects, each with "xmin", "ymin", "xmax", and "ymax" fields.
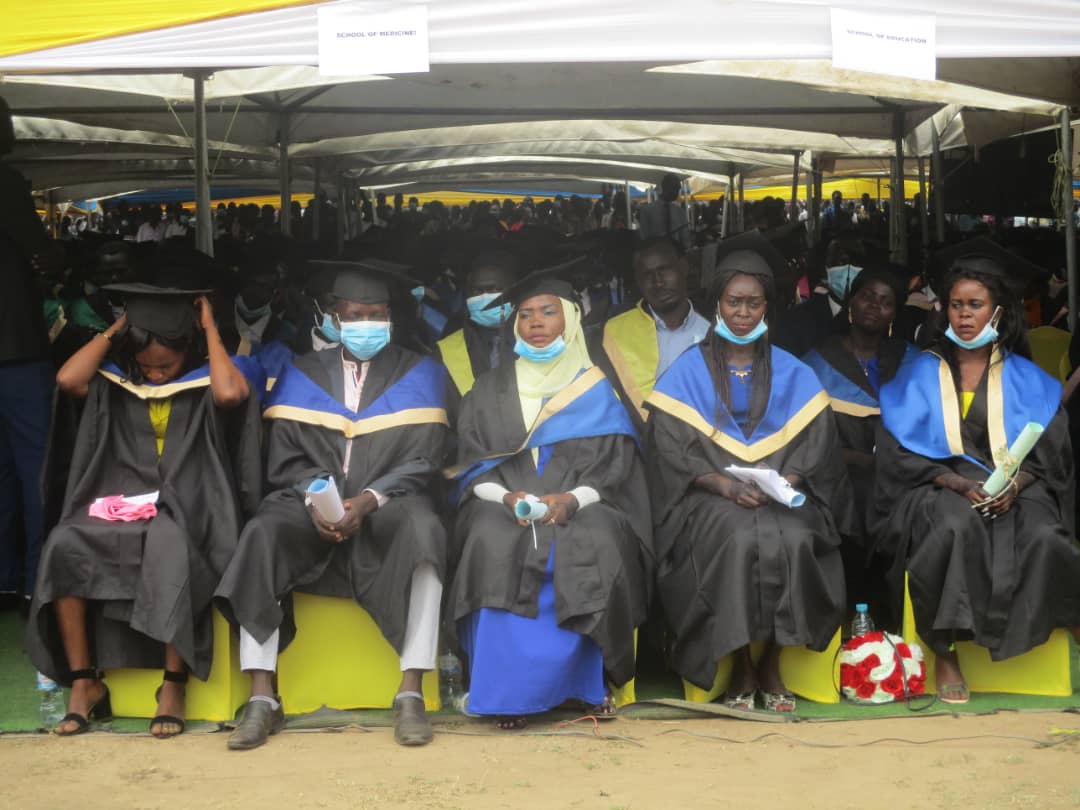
[
  {"xmin": 933, "ymin": 236, "xmax": 1048, "ymax": 293},
  {"xmin": 312, "ymin": 258, "xmax": 419, "ymax": 305},
  {"xmin": 714, "ymin": 230, "xmax": 789, "ymax": 281},
  {"xmin": 103, "ymin": 282, "xmax": 211, "ymax": 339},
  {"xmin": 483, "ymin": 256, "xmax": 586, "ymax": 310}
]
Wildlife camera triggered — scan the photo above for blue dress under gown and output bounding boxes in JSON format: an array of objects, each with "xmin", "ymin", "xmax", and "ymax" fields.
[{"xmin": 458, "ymin": 444, "xmax": 606, "ymax": 716}]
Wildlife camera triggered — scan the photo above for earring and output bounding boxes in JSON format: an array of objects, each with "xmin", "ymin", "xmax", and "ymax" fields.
[
  {"xmin": 888, "ymin": 322, "xmax": 893, "ymax": 338},
  {"xmin": 848, "ymin": 309, "xmax": 854, "ymax": 325}
]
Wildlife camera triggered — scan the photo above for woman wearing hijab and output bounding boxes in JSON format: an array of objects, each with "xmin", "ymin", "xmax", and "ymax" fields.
[
  {"xmin": 26, "ymin": 281, "xmax": 260, "ymax": 737},
  {"xmin": 447, "ymin": 259, "xmax": 652, "ymax": 729},
  {"xmin": 871, "ymin": 238, "xmax": 1080, "ymax": 704},
  {"xmin": 802, "ymin": 267, "xmax": 919, "ymax": 624},
  {"xmin": 646, "ymin": 232, "xmax": 853, "ymax": 713}
]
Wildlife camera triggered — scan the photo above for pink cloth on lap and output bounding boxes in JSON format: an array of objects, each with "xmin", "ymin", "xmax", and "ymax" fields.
[{"xmin": 88, "ymin": 495, "xmax": 158, "ymax": 522}]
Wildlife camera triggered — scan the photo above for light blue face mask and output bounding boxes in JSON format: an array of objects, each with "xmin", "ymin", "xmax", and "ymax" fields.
[
  {"xmin": 236, "ymin": 296, "xmax": 272, "ymax": 324},
  {"xmin": 945, "ymin": 307, "xmax": 1001, "ymax": 350},
  {"xmin": 467, "ymin": 293, "xmax": 511, "ymax": 328},
  {"xmin": 825, "ymin": 264, "xmax": 863, "ymax": 300},
  {"xmin": 319, "ymin": 313, "xmax": 341, "ymax": 344},
  {"xmin": 410, "ymin": 286, "xmax": 426, "ymax": 303},
  {"xmin": 340, "ymin": 320, "xmax": 391, "ymax": 361},
  {"xmin": 714, "ymin": 316, "xmax": 768, "ymax": 345},
  {"xmin": 514, "ymin": 335, "xmax": 566, "ymax": 363}
]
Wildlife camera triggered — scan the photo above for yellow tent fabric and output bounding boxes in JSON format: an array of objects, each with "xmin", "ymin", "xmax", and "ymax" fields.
[
  {"xmin": 694, "ymin": 178, "xmax": 922, "ymax": 203},
  {"xmin": 0, "ymin": 0, "xmax": 319, "ymax": 58}
]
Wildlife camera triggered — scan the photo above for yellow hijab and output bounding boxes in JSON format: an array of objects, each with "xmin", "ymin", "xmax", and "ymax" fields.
[{"xmin": 514, "ymin": 296, "xmax": 592, "ymax": 429}]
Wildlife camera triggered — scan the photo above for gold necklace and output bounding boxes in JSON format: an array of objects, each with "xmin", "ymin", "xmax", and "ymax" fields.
[{"xmin": 728, "ymin": 367, "xmax": 752, "ymax": 382}]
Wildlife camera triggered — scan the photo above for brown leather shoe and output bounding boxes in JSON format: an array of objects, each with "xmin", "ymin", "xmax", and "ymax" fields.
[
  {"xmin": 393, "ymin": 693, "xmax": 433, "ymax": 746},
  {"xmin": 227, "ymin": 698, "xmax": 285, "ymax": 750}
]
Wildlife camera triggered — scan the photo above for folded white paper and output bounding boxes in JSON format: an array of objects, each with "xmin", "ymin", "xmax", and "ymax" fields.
[
  {"xmin": 724, "ymin": 466, "xmax": 806, "ymax": 508},
  {"xmin": 306, "ymin": 476, "xmax": 346, "ymax": 523}
]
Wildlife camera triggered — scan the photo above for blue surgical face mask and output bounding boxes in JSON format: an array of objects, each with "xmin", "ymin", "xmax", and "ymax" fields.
[
  {"xmin": 340, "ymin": 320, "xmax": 391, "ymax": 361},
  {"xmin": 236, "ymin": 296, "xmax": 272, "ymax": 324},
  {"xmin": 945, "ymin": 306, "xmax": 1001, "ymax": 350},
  {"xmin": 319, "ymin": 313, "xmax": 341, "ymax": 344},
  {"xmin": 514, "ymin": 335, "xmax": 566, "ymax": 363},
  {"xmin": 410, "ymin": 286, "xmax": 426, "ymax": 303},
  {"xmin": 826, "ymin": 264, "xmax": 863, "ymax": 300},
  {"xmin": 467, "ymin": 293, "xmax": 511, "ymax": 328},
  {"xmin": 714, "ymin": 316, "xmax": 768, "ymax": 345}
]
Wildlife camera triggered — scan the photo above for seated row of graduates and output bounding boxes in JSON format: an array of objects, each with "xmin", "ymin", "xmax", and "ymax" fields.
[{"xmin": 27, "ymin": 232, "xmax": 1080, "ymax": 746}]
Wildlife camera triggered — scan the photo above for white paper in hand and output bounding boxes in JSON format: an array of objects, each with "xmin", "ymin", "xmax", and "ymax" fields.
[
  {"xmin": 724, "ymin": 466, "xmax": 806, "ymax": 508},
  {"xmin": 307, "ymin": 476, "xmax": 346, "ymax": 523}
]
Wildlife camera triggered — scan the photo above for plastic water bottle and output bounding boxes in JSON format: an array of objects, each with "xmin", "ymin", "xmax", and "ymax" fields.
[
  {"xmin": 437, "ymin": 651, "xmax": 463, "ymax": 710},
  {"xmin": 36, "ymin": 672, "xmax": 65, "ymax": 729},
  {"xmin": 851, "ymin": 603, "xmax": 875, "ymax": 638}
]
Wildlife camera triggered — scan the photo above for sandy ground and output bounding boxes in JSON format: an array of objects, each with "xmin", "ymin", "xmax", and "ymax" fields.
[{"xmin": 3, "ymin": 712, "xmax": 1080, "ymax": 809}]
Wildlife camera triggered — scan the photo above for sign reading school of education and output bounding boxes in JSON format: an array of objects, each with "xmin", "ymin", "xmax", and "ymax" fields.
[
  {"xmin": 829, "ymin": 8, "xmax": 936, "ymax": 82},
  {"xmin": 317, "ymin": 4, "xmax": 430, "ymax": 76}
]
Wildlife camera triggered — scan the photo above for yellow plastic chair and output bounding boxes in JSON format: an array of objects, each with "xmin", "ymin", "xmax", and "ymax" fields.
[
  {"xmin": 902, "ymin": 574, "xmax": 1073, "ymax": 697},
  {"xmin": 1027, "ymin": 326, "xmax": 1071, "ymax": 382},
  {"xmin": 103, "ymin": 608, "xmax": 248, "ymax": 721},
  {"xmin": 276, "ymin": 593, "xmax": 441, "ymax": 713},
  {"xmin": 682, "ymin": 630, "xmax": 842, "ymax": 705}
]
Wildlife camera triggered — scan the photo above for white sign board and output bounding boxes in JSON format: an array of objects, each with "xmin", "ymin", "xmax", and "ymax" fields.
[
  {"xmin": 317, "ymin": 4, "xmax": 430, "ymax": 76},
  {"xmin": 830, "ymin": 8, "xmax": 936, "ymax": 82}
]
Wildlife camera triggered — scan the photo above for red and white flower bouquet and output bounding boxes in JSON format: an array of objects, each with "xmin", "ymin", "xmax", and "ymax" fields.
[{"xmin": 840, "ymin": 631, "xmax": 926, "ymax": 704}]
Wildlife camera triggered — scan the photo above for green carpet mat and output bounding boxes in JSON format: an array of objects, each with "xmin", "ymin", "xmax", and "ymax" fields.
[{"xmin": 2, "ymin": 610, "xmax": 1078, "ymax": 734}]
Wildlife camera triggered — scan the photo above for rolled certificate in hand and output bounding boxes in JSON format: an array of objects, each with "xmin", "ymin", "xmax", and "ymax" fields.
[
  {"xmin": 306, "ymin": 476, "xmax": 345, "ymax": 523},
  {"xmin": 514, "ymin": 495, "xmax": 549, "ymax": 522},
  {"xmin": 983, "ymin": 422, "xmax": 1044, "ymax": 496}
]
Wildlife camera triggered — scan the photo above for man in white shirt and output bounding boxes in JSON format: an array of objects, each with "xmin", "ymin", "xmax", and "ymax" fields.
[{"xmin": 218, "ymin": 261, "xmax": 450, "ymax": 750}]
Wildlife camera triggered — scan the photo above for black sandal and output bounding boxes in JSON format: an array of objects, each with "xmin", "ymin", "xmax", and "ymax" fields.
[
  {"xmin": 54, "ymin": 668, "xmax": 112, "ymax": 736},
  {"xmin": 150, "ymin": 669, "xmax": 188, "ymax": 738}
]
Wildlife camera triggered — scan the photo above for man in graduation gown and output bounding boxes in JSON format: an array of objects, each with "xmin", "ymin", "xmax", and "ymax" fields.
[
  {"xmin": 602, "ymin": 237, "xmax": 710, "ymax": 430},
  {"xmin": 216, "ymin": 260, "xmax": 450, "ymax": 749},
  {"xmin": 435, "ymin": 246, "xmax": 520, "ymax": 399}
]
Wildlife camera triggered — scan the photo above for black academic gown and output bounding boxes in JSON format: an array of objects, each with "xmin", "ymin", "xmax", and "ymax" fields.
[
  {"xmin": 871, "ymin": 353, "xmax": 1080, "ymax": 660},
  {"xmin": 214, "ymin": 345, "xmax": 449, "ymax": 656},
  {"xmin": 447, "ymin": 363, "xmax": 653, "ymax": 686},
  {"xmin": 26, "ymin": 372, "xmax": 262, "ymax": 683},
  {"xmin": 646, "ymin": 346, "xmax": 852, "ymax": 690}
]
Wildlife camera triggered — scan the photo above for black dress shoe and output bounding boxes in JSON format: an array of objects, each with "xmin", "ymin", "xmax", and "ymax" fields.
[
  {"xmin": 227, "ymin": 698, "xmax": 285, "ymax": 750},
  {"xmin": 393, "ymin": 694, "xmax": 433, "ymax": 746}
]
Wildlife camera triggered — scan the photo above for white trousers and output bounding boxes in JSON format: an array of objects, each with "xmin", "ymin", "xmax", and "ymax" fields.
[{"xmin": 239, "ymin": 562, "xmax": 442, "ymax": 673}]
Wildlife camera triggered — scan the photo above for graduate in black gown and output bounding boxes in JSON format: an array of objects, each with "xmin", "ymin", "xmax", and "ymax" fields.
[
  {"xmin": 26, "ymin": 283, "xmax": 259, "ymax": 738},
  {"xmin": 801, "ymin": 268, "xmax": 918, "ymax": 626},
  {"xmin": 645, "ymin": 231, "xmax": 852, "ymax": 713},
  {"xmin": 446, "ymin": 261, "xmax": 651, "ymax": 729},
  {"xmin": 216, "ymin": 260, "xmax": 451, "ymax": 750},
  {"xmin": 871, "ymin": 239, "xmax": 1080, "ymax": 704}
]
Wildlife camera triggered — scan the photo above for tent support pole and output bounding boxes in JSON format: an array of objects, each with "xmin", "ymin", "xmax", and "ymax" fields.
[
  {"xmin": 736, "ymin": 174, "xmax": 745, "ymax": 233},
  {"xmin": 917, "ymin": 156, "xmax": 929, "ymax": 250},
  {"xmin": 930, "ymin": 121, "xmax": 946, "ymax": 245},
  {"xmin": 623, "ymin": 181, "xmax": 632, "ymax": 229},
  {"xmin": 721, "ymin": 175, "xmax": 733, "ymax": 238},
  {"xmin": 336, "ymin": 172, "xmax": 346, "ymax": 256},
  {"xmin": 812, "ymin": 158, "xmax": 823, "ymax": 244},
  {"xmin": 191, "ymin": 71, "xmax": 213, "ymax": 257},
  {"xmin": 790, "ymin": 151, "xmax": 801, "ymax": 220},
  {"xmin": 891, "ymin": 110, "xmax": 906, "ymax": 266},
  {"xmin": 805, "ymin": 159, "xmax": 814, "ymax": 244},
  {"xmin": 311, "ymin": 158, "xmax": 321, "ymax": 239},
  {"xmin": 1062, "ymin": 108, "xmax": 1077, "ymax": 333},
  {"xmin": 278, "ymin": 112, "xmax": 291, "ymax": 236}
]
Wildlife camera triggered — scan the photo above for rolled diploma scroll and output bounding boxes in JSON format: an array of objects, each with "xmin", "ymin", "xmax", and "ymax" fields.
[
  {"xmin": 982, "ymin": 422, "xmax": 1044, "ymax": 497},
  {"xmin": 306, "ymin": 476, "xmax": 346, "ymax": 523},
  {"xmin": 513, "ymin": 495, "xmax": 549, "ymax": 522},
  {"xmin": 724, "ymin": 465, "xmax": 806, "ymax": 508}
]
